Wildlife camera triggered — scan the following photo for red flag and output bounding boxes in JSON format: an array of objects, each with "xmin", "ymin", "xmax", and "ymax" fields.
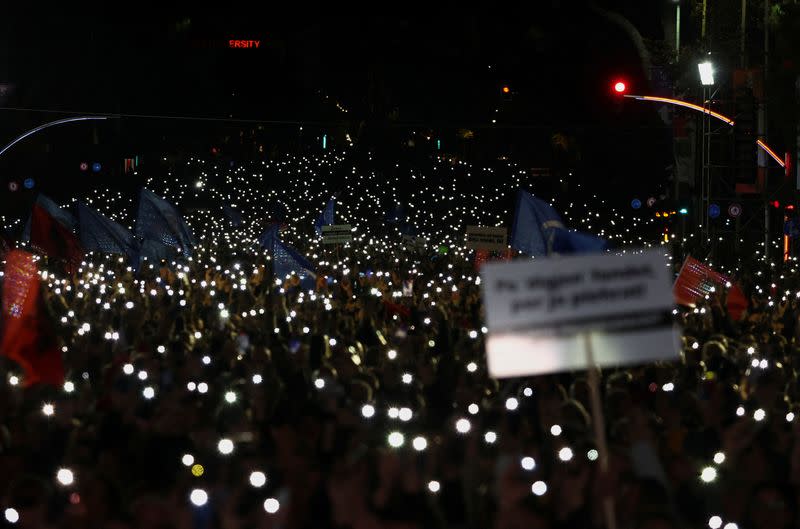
[
  {"xmin": 30, "ymin": 202, "xmax": 83, "ymax": 268},
  {"xmin": 726, "ymin": 283, "xmax": 748, "ymax": 321},
  {"xmin": 673, "ymin": 256, "xmax": 729, "ymax": 307},
  {"xmin": 674, "ymin": 257, "xmax": 749, "ymax": 318},
  {"xmin": 474, "ymin": 250, "xmax": 490, "ymax": 271},
  {"xmin": 0, "ymin": 250, "xmax": 64, "ymax": 387},
  {"xmin": 383, "ymin": 300, "xmax": 411, "ymax": 320}
]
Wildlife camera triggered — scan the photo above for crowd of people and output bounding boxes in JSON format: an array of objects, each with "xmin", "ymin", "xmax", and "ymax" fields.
[{"xmin": 0, "ymin": 150, "xmax": 797, "ymax": 529}]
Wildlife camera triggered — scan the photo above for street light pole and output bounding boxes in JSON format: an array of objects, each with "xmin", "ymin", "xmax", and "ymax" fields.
[
  {"xmin": 675, "ymin": 1, "xmax": 681, "ymax": 62},
  {"xmin": 698, "ymin": 61, "xmax": 715, "ymax": 245}
]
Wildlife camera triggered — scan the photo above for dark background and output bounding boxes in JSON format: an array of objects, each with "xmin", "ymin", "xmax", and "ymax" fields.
[{"xmin": 0, "ymin": 3, "xmax": 718, "ymax": 213}]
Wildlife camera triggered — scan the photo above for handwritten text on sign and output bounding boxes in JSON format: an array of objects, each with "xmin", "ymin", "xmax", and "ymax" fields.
[
  {"xmin": 466, "ymin": 226, "xmax": 508, "ymax": 251},
  {"xmin": 322, "ymin": 224, "xmax": 352, "ymax": 245},
  {"xmin": 480, "ymin": 249, "xmax": 678, "ymax": 377}
]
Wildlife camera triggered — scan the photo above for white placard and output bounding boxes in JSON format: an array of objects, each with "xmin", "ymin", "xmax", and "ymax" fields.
[
  {"xmin": 480, "ymin": 249, "xmax": 679, "ymax": 377},
  {"xmin": 466, "ymin": 226, "xmax": 508, "ymax": 251},
  {"xmin": 322, "ymin": 224, "xmax": 352, "ymax": 244}
]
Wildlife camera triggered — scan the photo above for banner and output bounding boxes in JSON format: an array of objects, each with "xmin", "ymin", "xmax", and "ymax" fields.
[
  {"xmin": 321, "ymin": 224, "xmax": 352, "ymax": 245},
  {"xmin": 480, "ymin": 249, "xmax": 678, "ymax": 378},
  {"xmin": 466, "ymin": 226, "xmax": 507, "ymax": 251}
]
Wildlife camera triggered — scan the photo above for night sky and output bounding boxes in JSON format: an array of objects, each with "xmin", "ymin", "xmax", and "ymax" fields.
[{"xmin": 0, "ymin": 3, "xmax": 677, "ymax": 207}]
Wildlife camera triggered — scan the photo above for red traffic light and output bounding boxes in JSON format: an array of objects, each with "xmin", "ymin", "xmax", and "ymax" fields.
[
  {"xmin": 772, "ymin": 200, "xmax": 781, "ymax": 208},
  {"xmin": 613, "ymin": 81, "xmax": 627, "ymax": 94}
]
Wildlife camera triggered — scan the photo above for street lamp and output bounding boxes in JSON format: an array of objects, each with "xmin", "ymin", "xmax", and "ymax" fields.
[
  {"xmin": 698, "ymin": 61, "xmax": 715, "ymax": 86},
  {"xmin": 674, "ymin": 0, "xmax": 681, "ymax": 62}
]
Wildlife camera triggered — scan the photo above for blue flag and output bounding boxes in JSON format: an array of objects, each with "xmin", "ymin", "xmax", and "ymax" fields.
[
  {"xmin": 22, "ymin": 194, "xmax": 77, "ymax": 243},
  {"xmin": 77, "ymin": 202, "xmax": 138, "ymax": 258},
  {"xmin": 510, "ymin": 190, "xmax": 565, "ymax": 256},
  {"xmin": 135, "ymin": 189, "xmax": 195, "ymax": 258},
  {"xmin": 272, "ymin": 239, "xmax": 316, "ymax": 291},
  {"xmin": 137, "ymin": 239, "xmax": 179, "ymax": 266},
  {"xmin": 551, "ymin": 228, "xmax": 609, "ymax": 254},
  {"xmin": 314, "ymin": 198, "xmax": 335, "ymax": 236},
  {"xmin": 267, "ymin": 200, "xmax": 288, "ymax": 224},
  {"xmin": 257, "ymin": 224, "xmax": 280, "ymax": 249},
  {"xmin": 223, "ymin": 204, "xmax": 244, "ymax": 227}
]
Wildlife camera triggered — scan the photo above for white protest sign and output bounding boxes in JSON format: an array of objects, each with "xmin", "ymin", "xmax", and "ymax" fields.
[
  {"xmin": 322, "ymin": 224, "xmax": 352, "ymax": 244},
  {"xmin": 480, "ymin": 248, "xmax": 678, "ymax": 378},
  {"xmin": 466, "ymin": 226, "xmax": 508, "ymax": 251}
]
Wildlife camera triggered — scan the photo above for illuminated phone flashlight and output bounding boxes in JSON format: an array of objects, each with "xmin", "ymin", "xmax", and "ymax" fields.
[
  {"xmin": 4, "ymin": 508, "xmax": 19, "ymax": 524},
  {"xmin": 558, "ymin": 447, "xmax": 574, "ymax": 462},
  {"xmin": 263, "ymin": 498, "xmax": 280, "ymax": 514},
  {"xmin": 455, "ymin": 418, "xmax": 471, "ymax": 434},
  {"xmin": 181, "ymin": 454, "xmax": 195, "ymax": 466},
  {"xmin": 56, "ymin": 468, "xmax": 74, "ymax": 486},
  {"xmin": 484, "ymin": 431, "xmax": 497, "ymax": 444},
  {"xmin": 217, "ymin": 438, "xmax": 234, "ymax": 455},
  {"xmin": 531, "ymin": 481, "xmax": 547, "ymax": 496},
  {"xmin": 505, "ymin": 397, "xmax": 519, "ymax": 411},
  {"xmin": 387, "ymin": 431, "xmax": 405, "ymax": 448},
  {"xmin": 520, "ymin": 457, "xmax": 536, "ymax": 471},
  {"xmin": 249, "ymin": 471, "xmax": 267, "ymax": 488},
  {"xmin": 189, "ymin": 489, "xmax": 208, "ymax": 507},
  {"xmin": 412, "ymin": 436, "xmax": 428, "ymax": 451},
  {"xmin": 700, "ymin": 466, "xmax": 717, "ymax": 483},
  {"xmin": 42, "ymin": 403, "xmax": 55, "ymax": 417}
]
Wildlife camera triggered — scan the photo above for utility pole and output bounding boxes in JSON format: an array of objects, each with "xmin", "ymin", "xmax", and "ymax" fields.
[
  {"xmin": 675, "ymin": 1, "xmax": 681, "ymax": 62},
  {"xmin": 702, "ymin": 0, "xmax": 708, "ymax": 39},
  {"xmin": 762, "ymin": 0, "xmax": 770, "ymax": 262},
  {"xmin": 740, "ymin": 0, "xmax": 747, "ymax": 68}
]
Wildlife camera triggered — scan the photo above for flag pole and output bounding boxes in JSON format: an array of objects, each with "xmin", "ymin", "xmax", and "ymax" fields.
[{"xmin": 584, "ymin": 332, "xmax": 617, "ymax": 529}]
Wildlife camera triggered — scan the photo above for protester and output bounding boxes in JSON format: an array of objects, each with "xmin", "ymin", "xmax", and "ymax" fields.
[{"xmin": 0, "ymin": 150, "xmax": 794, "ymax": 529}]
